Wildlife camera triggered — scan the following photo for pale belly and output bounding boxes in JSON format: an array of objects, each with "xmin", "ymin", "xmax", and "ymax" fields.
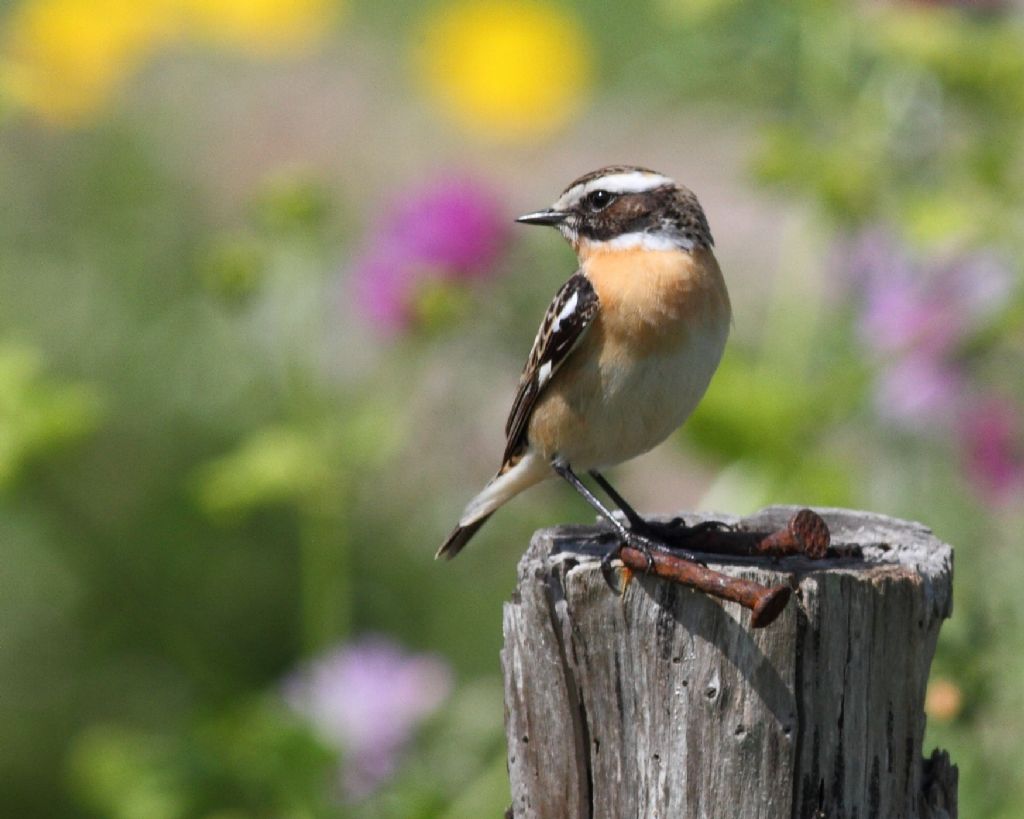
[{"xmin": 528, "ymin": 316, "xmax": 729, "ymax": 470}]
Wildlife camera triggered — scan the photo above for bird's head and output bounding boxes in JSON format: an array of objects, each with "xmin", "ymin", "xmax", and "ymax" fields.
[{"xmin": 516, "ymin": 165, "xmax": 713, "ymax": 257}]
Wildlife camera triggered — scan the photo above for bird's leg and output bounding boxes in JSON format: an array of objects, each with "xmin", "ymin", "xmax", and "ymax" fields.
[
  {"xmin": 552, "ymin": 459, "xmax": 672, "ymax": 584},
  {"xmin": 588, "ymin": 470, "xmax": 731, "ymax": 546},
  {"xmin": 548, "ymin": 460, "xmax": 700, "ymax": 589},
  {"xmin": 586, "ymin": 470, "xmax": 646, "ymax": 529}
]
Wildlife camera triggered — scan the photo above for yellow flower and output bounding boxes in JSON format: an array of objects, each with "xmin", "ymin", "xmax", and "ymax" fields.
[
  {"xmin": 1, "ymin": 0, "xmax": 177, "ymax": 123},
  {"xmin": 0, "ymin": 0, "xmax": 338, "ymax": 124},
  {"xmin": 416, "ymin": 0, "xmax": 591, "ymax": 143}
]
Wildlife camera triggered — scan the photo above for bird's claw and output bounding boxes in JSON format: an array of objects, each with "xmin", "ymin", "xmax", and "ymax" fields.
[
  {"xmin": 599, "ymin": 532, "xmax": 657, "ymax": 592},
  {"xmin": 600, "ymin": 548, "xmax": 621, "ymax": 591},
  {"xmin": 598, "ymin": 520, "xmax": 724, "ymax": 592},
  {"xmin": 627, "ymin": 533, "xmax": 658, "ymax": 572}
]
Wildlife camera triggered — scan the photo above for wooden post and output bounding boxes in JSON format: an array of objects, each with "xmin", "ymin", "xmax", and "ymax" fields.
[{"xmin": 502, "ymin": 506, "xmax": 958, "ymax": 819}]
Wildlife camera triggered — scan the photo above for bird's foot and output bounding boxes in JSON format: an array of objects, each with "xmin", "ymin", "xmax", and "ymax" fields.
[
  {"xmin": 599, "ymin": 542, "xmax": 625, "ymax": 591},
  {"xmin": 599, "ymin": 530, "xmax": 660, "ymax": 590},
  {"xmin": 598, "ymin": 529, "xmax": 704, "ymax": 591}
]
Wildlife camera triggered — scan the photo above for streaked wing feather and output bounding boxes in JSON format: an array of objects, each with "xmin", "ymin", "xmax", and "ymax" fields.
[{"xmin": 503, "ymin": 272, "xmax": 599, "ymax": 462}]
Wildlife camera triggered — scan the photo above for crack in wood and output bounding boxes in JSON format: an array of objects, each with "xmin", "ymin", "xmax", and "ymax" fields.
[{"xmin": 542, "ymin": 562, "xmax": 592, "ymax": 818}]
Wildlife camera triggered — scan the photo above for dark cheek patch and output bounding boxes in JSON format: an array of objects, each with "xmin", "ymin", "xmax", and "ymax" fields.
[
  {"xmin": 617, "ymin": 194, "xmax": 655, "ymax": 219},
  {"xmin": 574, "ymin": 188, "xmax": 713, "ymax": 248},
  {"xmin": 579, "ymin": 193, "xmax": 659, "ymax": 241}
]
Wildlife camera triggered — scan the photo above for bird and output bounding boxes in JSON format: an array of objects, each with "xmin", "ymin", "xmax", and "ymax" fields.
[{"xmin": 436, "ymin": 165, "xmax": 731, "ymax": 566}]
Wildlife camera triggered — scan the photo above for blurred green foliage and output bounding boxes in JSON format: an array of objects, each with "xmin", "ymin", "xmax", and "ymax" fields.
[{"xmin": 0, "ymin": 343, "xmax": 102, "ymax": 487}]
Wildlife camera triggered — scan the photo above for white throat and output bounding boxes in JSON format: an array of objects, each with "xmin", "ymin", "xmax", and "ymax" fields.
[{"xmin": 584, "ymin": 231, "xmax": 694, "ymax": 253}]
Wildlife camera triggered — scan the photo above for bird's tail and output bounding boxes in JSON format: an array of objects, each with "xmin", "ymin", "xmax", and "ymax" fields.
[
  {"xmin": 435, "ymin": 514, "xmax": 494, "ymax": 561},
  {"xmin": 436, "ymin": 453, "xmax": 548, "ymax": 560}
]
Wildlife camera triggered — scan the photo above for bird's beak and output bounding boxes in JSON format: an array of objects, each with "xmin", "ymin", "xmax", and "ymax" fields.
[{"xmin": 516, "ymin": 209, "xmax": 568, "ymax": 226}]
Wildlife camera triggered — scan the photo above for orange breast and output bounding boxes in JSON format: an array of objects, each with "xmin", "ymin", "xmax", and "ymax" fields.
[{"xmin": 581, "ymin": 245, "xmax": 731, "ymax": 356}]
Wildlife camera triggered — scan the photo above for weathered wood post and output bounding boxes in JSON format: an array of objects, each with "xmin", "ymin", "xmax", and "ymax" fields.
[{"xmin": 502, "ymin": 506, "xmax": 957, "ymax": 819}]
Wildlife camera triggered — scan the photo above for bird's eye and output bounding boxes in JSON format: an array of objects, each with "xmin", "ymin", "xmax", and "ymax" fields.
[{"xmin": 586, "ymin": 190, "xmax": 614, "ymax": 211}]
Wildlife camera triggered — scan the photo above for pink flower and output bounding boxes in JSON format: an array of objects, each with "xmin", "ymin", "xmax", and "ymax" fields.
[
  {"xmin": 960, "ymin": 397, "xmax": 1024, "ymax": 503},
  {"xmin": 283, "ymin": 636, "xmax": 453, "ymax": 798},
  {"xmin": 351, "ymin": 176, "xmax": 509, "ymax": 334}
]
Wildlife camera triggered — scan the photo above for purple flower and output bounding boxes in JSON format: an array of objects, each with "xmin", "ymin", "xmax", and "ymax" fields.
[
  {"xmin": 842, "ymin": 230, "xmax": 1012, "ymax": 426},
  {"xmin": 874, "ymin": 353, "xmax": 964, "ymax": 427},
  {"xmin": 851, "ymin": 231, "xmax": 958, "ymax": 356},
  {"xmin": 960, "ymin": 397, "xmax": 1024, "ymax": 503},
  {"xmin": 283, "ymin": 636, "xmax": 453, "ymax": 798},
  {"xmin": 351, "ymin": 176, "xmax": 509, "ymax": 334}
]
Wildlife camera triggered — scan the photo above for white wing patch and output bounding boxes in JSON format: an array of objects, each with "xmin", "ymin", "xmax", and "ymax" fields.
[{"xmin": 551, "ymin": 290, "xmax": 578, "ymax": 333}]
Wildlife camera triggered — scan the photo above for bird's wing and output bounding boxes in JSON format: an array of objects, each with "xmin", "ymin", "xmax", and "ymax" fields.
[{"xmin": 503, "ymin": 271, "xmax": 599, "ymax": 463}]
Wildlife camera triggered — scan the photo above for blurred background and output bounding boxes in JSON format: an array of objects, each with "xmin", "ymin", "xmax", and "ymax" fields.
[{"xmin": 1, "ymin": 0, "xmax": 1022, "ymax": 816}]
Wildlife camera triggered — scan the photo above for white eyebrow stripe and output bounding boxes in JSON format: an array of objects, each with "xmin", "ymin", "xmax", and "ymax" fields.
[
  {"xmin": 584, "ymin": 172, "xmax": 674, "ymax": 195},
  {"xmin": 555, "ymin": 171, "xmax": 674, "ymax": 208}
]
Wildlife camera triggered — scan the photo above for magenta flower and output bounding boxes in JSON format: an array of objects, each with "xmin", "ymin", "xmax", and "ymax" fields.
[
  {"xmin": 960, "ymin": 397, "xmax": 1024, "ymax": 503},
  {"xmin": 351, "ymin": 176, "xmax": 509, "ymax": 334},
  {"xmin": 283, "ymin": 635, "xmax": 453, "ymax": 798},
  {"xmin": 353, "ymin": 246, "xmax": 419, "ymax": 332}
]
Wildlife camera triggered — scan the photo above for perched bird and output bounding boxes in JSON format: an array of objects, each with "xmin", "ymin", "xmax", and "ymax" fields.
[{"xmin": 437, "ymin": 166, "xmax": 731, "ymax": 564}]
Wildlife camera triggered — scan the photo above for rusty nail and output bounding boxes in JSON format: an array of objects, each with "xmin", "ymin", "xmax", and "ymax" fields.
[
  {"xmin": 756, "ymin": 509, "xmax": 830, "ymax": 559},
  {"xmin": 618, "ymin": 546, "xmax": 792, "ymax": 628}
]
